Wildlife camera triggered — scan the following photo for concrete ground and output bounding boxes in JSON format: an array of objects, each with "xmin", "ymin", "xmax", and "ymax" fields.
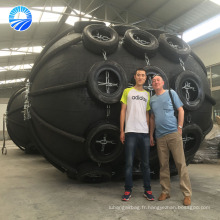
[{"xmin": 0, "ymin": 141, "xmax": 219, "ymax": 220}]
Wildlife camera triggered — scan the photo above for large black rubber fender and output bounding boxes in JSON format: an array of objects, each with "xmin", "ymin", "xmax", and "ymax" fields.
[
  {"xmin": 26, "ymin": 25, "xmax": 214, "ymax": 182},
  {"xmin": 7, "ymin": 87, "xmax": 27, "ymax": 151},
  {"xmin": 6, "ymin": 87, "xmax": 37, "ymax": 153}
]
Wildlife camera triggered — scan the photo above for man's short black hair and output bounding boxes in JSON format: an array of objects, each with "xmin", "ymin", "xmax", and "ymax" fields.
[{"xmin": 134, "ymin": 68, "xmax": 146, "ymax": 75}]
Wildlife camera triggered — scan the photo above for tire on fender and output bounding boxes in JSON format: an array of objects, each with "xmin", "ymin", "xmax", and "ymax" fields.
[
  {"xmin": 82, "ymin": 24, "xmax": 119, "ymax": 55},
  {"xmin": 175, "ymin": 70, "xmax": 205, "ymax": 110},
  {"xmin": 123, "ymin": 29, "xmax": 159, "ymax": 58},
  {"xmin": 182, "ymin": 124, "xmax": 203, "ymax": 158},
  {"xmin": 85, "ymin": 123, "xmax": 123, "ymax": 163},
  {"xmin": 158, "ymin": 33, "xmax": 191, "ymax": 62},
  {"xmin": 87, "ymin": 60, "xmax": 127, "ymax": 104}
]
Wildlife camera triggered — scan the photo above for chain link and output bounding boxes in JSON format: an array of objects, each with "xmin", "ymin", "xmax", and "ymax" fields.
[
  {"xmin": 179, "ymin": 57, "xmax": 186, "ymax": 71},
  {"xmin": 106, "ymin": 105, "xmax": 111, "ymax": 118},
  {"xmin": 145, "ymin": 53, "xmax": 150, "ymax": 66},
  {"xmin": 186, "ymin": 113, "xmax": 192, "ymax": 124},
  {"xmin": 2, "ymin": 113, "xmax": 7, "ymax": 155},
  {"xmin": 24, "ymin": 81, "xmax": 31, "ymax": 120},
  {"xmin": 102, "ymin": 50, "xmax": 107, "ymax": 61}
]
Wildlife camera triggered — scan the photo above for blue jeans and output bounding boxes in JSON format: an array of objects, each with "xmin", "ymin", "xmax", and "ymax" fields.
[{"xmin": 124, "ymin": 132, "xmax": 151, "ymax": 192}]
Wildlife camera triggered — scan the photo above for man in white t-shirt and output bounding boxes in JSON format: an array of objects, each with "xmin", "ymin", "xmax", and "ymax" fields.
[{"xmin": 120, "ymin": 68, "xmax": 154, "ymax": 201}]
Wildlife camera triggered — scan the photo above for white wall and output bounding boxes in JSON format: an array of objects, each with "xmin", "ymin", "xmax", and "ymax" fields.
[
  {"xmin": 0, "ymin": 103, "xmax": 8, "ymax": 140},
  {"xmin": 191, "ymin": 33, "xmax": 220, "ymax": 67},
  {"xmin": 0, "ymin": 102, "xmax": 8, "ymax": 131}
]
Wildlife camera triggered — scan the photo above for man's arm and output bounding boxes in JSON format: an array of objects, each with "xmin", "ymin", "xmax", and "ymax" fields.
[
  {"xmin": 150, "ymin": 113, "xmax": 155, "ymax": 146},
  {"xmin": 146, "ymin": 111, "xmax": 150, "ymax": 128},
  {"xmin": 177, "ymin": 106, "xmax": 184, "ymax": 135},
  {"xmin": 120, "ymin": 103, "xmax": 127, "ymax": 144}
]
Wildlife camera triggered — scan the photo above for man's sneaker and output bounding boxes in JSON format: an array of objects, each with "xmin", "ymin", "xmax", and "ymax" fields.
[
  {"xmin": 144, "ymin": 191, "xmax": 155, "ymax": 201},
  {"xmin": 122, "ymin": 191, "xmax": 131, "ymax": 201}
]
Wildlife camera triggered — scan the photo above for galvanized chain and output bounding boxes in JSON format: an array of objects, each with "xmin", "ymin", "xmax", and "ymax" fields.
[
  {"xmin": 2, "ymin": 112, "xmax": 7, "ymax": 155},
  {"xmin": 106, "ymin": 104, "xmax": 111, "ymax": 118},
  {"xmin": 102, "ymin": 50, "xmax": 107, "ymax": 61},
  {"xmin": 93, "ymin": 32, "xmax": 110, "ymax": 41},
  {"xmin": 179, "ymin": 57, "xmax": 186, "ymax": 71},
  {"xmin": 186, "ymin": 113, "xmax": 192, "ymax": 124},
  {"xmin": 144, "ymin": 75, "xmax": 154, "ymax": 97},
  {"xmin": 145, "ymin": 53, "xmax": 150, "ymax": 66},
  {"xmin": 24, "ymin": 81, "xmax": 31, "ymax": 120},
  {"xmin": 182, "ymin": 81, "xmax": 196, "ymax": 102}
]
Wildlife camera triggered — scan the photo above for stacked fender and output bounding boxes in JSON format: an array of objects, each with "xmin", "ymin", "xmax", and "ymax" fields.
[
  {"xmin": 6, "ymin": 87, "xmax": 38, "ymax": 153},
  {"xmin": 18, "ymin": 21, "xmax": 215, "ymax": 181}
]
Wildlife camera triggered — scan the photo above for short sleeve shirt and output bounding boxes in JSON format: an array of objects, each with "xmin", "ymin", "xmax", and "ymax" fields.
[
  {"xmin": 150, "ymin": 90, "xmax": 183, "ymax": 138},
  {"xmin": 120, "ymin": 87, "xmax": 150, "ymax": 133}
]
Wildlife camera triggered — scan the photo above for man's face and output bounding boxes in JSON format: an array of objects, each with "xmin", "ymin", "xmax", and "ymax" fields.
[
  {"xmin": 152, "ymin": 75, "xmax": 164, "ymax": 90},
  {"xmin": 134, "ymin": 70, "xmax": 147, "ymax": 86}
]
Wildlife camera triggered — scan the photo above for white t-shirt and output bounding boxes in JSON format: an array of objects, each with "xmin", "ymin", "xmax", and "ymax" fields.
[{"xmin": 120, "ymin": 87, "xmax": 150, "ymax": 133}]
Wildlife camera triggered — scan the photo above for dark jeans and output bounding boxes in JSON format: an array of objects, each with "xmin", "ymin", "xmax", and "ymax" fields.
[{"xmin": 124, "ymin": 132, "xmax": 151, "ymax": 192}]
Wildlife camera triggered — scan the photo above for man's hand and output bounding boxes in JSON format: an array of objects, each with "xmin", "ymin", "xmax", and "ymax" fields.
[
  {"xmin": 150, "ymin": 135, "xmax": 155, "ymax": 146},
  {"xmin": 178, "ymin": 127, "xmax": 182, "ymax": 135},
  {"xmin": 120, "ymin": 131, "xmax": 125, "ymax": 144}
]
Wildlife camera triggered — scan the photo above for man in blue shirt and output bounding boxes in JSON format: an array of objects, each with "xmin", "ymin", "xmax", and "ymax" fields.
[{"xmin": 149, "ymin": 75, "xmax": 192, "ymax": 206}]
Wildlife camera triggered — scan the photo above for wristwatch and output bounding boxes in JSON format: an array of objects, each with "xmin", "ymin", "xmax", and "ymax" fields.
[{"xmin": 178, "ymin": 125, "xmax": 183, "ymax": 129}]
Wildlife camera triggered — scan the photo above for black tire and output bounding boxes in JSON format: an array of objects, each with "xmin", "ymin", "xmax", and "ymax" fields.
[
  {"xmin": 74, "ymin": 21, "xmax": 106, "ymax": 33},
  {"xmin": 87, "ymin": 60, "xmax": 127, "ymax": 104},
  {"xmin": 182, "ymin": 124, "xmax": 203, "ymax": 157},
  {"xmin": 123, "ymin": 29, "xmax": 159, "ymax": 58},
  {"xmin": 111, "ymin": 24, "xmax": 139, "ymax": 37},
  {"xmin": 158, "ymin": 33, "xmax": 191, "ymax": 62},
  {"xmin": 175, "ymin": 70, "xmax": 205, "ymax": 110},
  {"xmin": 82, "ymin": 24, "xmax": 119, "ymax": 55},
  {"xmin": 77, "ymin": 162, "xmax": 112, "ymax": 183},
  {"xmin": 85, "ymin": 123, "xmax": 123, "ymax": 163}
]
